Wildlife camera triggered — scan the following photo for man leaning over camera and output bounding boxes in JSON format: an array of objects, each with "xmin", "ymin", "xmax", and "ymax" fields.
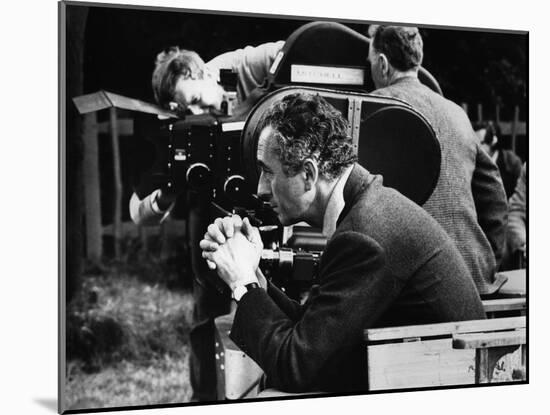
[
  {"xmin": 200, "ymin": 93, "xmax": 485, "ymax": 393},
  {"xmin": 128, "ymin": 41, "xmax": 284, "ymax": 402},
  {"xmin": 129, "ymin": 41, "xmax": 284, "ymax": 223}
]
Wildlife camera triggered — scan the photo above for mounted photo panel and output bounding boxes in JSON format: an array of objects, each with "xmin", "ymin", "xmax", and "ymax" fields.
[{"xmin": 60, "ymin": 1, "xmax": 528, "ymax": 413}]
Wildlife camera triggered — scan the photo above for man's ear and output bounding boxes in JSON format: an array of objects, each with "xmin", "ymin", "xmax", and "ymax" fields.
[
  {"xmin": 302, "ymin": 159, "xmax": 319, "ymax": 191},
  {"xmin": 378, "ymin": 53, "xmax": 389, "ymax": 77}
]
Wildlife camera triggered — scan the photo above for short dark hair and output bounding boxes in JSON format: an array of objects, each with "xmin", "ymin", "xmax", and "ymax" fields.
[
  {"xmin": 151, "ymin": 47, "xmax": 205, "ymax": 109},
  {"xmin": 369, "ymin": 25, "xmax": 424, "ymax": 71},
  {"xmin": 255, "ymin": 93, "xmax": 357, "ymax": 180}
]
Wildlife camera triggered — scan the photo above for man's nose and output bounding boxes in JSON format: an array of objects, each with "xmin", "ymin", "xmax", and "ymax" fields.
[{"xmin": 257, "ymin": 175, "xmax": 271, "ymax": 203}]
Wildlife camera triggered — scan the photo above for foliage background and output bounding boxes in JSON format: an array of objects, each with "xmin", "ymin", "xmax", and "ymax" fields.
[{"xmin": 83, "ymin": 6, "xmax": 526, "ymax": 118}]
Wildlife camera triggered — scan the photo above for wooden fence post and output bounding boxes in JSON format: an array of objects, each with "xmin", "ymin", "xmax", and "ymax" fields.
[
  {"xmin": 477, "ymin": 103, "xmax": 483, "ymax": 122},
  {"xmin": 110, "ymin": 107, "xmax": 123, "ymax": 259},
  {"xmin": 461, "ymin": 103, "xmax": 469, "ymax": 117},
  {"xmin": 82, "ymin": 112, "xmax": 102, "ymax": 262}
]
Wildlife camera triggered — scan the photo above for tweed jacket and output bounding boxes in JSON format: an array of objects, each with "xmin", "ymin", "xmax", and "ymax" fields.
[
  {"xmin": 230, "ymin": 165, "xmax": 485, "ymax": 393},
  {"xmin": 372, "ymin": 77, "xmax": 508, "ymax": 295}
]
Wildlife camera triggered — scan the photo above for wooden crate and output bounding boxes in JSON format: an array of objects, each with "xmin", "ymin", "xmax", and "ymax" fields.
[{"xmin": 365, "ymin": 317, "xmax": 526, "ymax": 391}]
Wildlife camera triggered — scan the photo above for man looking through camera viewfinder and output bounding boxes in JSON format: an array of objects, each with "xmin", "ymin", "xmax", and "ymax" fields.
[
  {"xmin": 200, "ymin": 93, "xmax": 485, "ymax": 393},
  {"xmin": 130, "ymin": 41, "xmax": 284, "ymax": 218}
]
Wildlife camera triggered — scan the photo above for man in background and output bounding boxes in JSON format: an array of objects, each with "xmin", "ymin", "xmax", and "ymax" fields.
[
  {"xmin": 505, "ymin": 163, "xmax": 527, "ymax": 269},
  {"xmin": 474, "ymin": 120, "xmax": 523, "ymax": 198},
  {"xmin": 367, "ymin": 25, "xmax": 508, "ymax": 296}
]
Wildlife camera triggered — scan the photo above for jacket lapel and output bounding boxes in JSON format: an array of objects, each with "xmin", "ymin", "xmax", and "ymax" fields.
[{"xmin": 336, "ymin": 164, "xmax": 375, "ymax": 226}]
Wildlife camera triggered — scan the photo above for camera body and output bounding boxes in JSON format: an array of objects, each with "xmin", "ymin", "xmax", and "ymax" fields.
[{"xmin": 149, "ymin": 114, "xmax": 257, "ymax": 213}]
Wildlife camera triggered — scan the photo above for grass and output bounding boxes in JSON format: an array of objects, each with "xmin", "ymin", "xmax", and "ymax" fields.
[
  {"xmin": 66, "ymin": 357, "xmax": 191, "ymax": 410},
  {"xmin": 64, "ymin": 259, "xmax": 195, "ymax": 411}
]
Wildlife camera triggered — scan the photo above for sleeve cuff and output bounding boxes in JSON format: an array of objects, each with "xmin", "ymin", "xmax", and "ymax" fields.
[{"xmin": 150, "ymin": 189, "xmax": 163, "ymax": 214}]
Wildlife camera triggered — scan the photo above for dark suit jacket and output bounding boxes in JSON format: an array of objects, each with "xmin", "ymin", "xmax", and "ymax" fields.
[
  {"xmin": 373, "ymin": 77, "xmax": 508, "ymax": 295},
  {"xmin": 230, "ymin": 165, "xmax": 485, "ymax": 393}
]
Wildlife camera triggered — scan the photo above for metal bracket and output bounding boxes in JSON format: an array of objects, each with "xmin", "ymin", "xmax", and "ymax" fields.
[{"xmin": 347, "ymin": 98, "xmax": 362, "ymax": 153}]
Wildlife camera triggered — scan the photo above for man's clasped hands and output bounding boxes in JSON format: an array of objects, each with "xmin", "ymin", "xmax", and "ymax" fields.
[{"xmin": 199, "ymin": 215, "xmax": 267, "ymax": 291}]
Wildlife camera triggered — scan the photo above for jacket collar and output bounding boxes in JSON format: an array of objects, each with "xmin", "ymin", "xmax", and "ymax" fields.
[
  {"xmin": 322, "ymin": 165, "xmax": 354, "ymax": 238},
  {"xmin": 390, "ymin": 75, "xmax": 421, "ymax": 87},
  {"xmin": 336, "ymin": 164, "xmax": 376, "ymax": 226}
]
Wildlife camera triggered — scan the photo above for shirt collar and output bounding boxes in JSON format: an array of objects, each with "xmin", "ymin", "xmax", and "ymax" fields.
[{"xmin": 322, "ymin": 165, "xmax": 354, "ymax": 238}]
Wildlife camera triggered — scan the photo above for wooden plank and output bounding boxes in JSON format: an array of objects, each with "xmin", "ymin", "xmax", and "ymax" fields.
[
  {"xmin": 367, "ymin": 338, "xmax": 475, "ymax": 390},
  {"xmin": 497, "ymin": 121, "xmax": 526, "ymax": 136},
  {"xmin": 214, "ymin": 314, "xmax": 264, "ymax": 400},
  {"xmin": 72, "ymin": 90, "xmax": 178, "ymax": 119},
  {"xmin": 105, "ymin": 91, "xmax": 179, "ymax": 118},
  {"xmin": 482, "ymin": 298, "xmax": 526, "ymax": 313},
  {"xmin": 98, "ymin": 119, "xmax": 133, "ymax": 136},
  {"xmin": 477, "ymin": 103, "xmax": 483, "ymax": 122},
  {"xmin": 453, "ymin": 329, "xmax": 526, "ymax": 349},
  {"xmin": 73, "ymin": 91, "xmax": 112, "ymax": 114},
  {"xmin": 367, "ymin": 334, "xmax": 525, "ymax": 390},
  {"xmin": 110, "ymin": 108, "xmax": 123, "ymax": 259},
  {"xmin": 497, "ymin": 269, "xmax": 526, "ymax": 296},
  {"xmin": 365, "ymin": 316, "xmax": 525, "ymax": 342},
  {"xmin": 476, "ymin": 348, "xmax": 491, "ymax": 383}
]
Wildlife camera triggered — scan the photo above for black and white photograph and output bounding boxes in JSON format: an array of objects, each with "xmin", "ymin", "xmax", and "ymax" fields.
[{"xmin": 56, "ymin": 0, "xmax": 532, "ymax": 413}]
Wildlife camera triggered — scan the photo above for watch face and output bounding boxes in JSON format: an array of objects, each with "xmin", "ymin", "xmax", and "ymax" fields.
[{"xmin": 232, "ymin": 285, "xmax": 248, "ymax": 301}]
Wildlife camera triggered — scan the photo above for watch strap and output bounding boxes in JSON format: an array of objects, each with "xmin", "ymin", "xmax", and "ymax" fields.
[{"xmin": 232, "ymin": 282, "xmax": 260, "ymax": 302}]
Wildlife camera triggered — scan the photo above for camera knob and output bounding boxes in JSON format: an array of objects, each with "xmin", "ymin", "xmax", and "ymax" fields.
[
  {"xmin": 186, "ymin": 163, "xmax": 212, "ymax": 190},
  {"xmin": 223, "ymin": 175, "xmax": 247, "ymax": 203}
]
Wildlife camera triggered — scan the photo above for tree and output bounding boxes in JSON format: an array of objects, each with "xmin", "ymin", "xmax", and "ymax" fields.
[{"xmin": 65, "ymin": 4, "xmax": 89, "ymax": 303}]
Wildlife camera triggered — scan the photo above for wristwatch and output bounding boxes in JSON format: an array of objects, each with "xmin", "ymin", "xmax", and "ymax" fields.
[{"xmin": 232, "ymin": 282, "xmax": 260, "ymax": 302}]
